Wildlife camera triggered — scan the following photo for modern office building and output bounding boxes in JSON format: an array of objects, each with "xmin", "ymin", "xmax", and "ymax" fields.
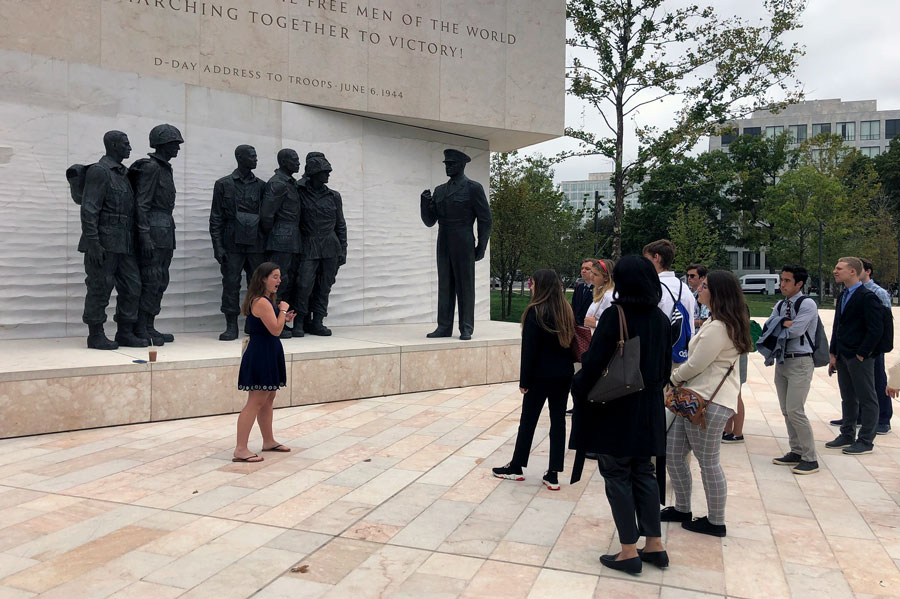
[
  {"xmin": 559, "ymin": 172, "xmax": 640, "ymax": 219},
  {"xmin": 709, "ymin": 98, "xmax": 900, "ymax": 158}
]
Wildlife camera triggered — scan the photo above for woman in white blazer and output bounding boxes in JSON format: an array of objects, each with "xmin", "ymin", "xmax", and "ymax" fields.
[{"xmin": 661, "ymin": 270, "xmax": 751, "ymax": 537}]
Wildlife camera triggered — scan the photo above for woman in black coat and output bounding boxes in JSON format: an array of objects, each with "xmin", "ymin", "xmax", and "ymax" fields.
[
  {"xmin": 493, "ymin": 269, "xmax": 575, "ymax": 491},
  {"xmin": 570, "ymin": 255, "xmax": 673, "ymax": 575}
]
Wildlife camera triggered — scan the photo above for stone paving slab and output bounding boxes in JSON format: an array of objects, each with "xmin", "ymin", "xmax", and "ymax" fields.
[{"xmin": 0, "ymin": 350, "xmax": 899, "ymax": 597}]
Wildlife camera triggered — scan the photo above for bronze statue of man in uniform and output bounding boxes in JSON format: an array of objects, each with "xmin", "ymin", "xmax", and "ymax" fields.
[
  {"xmin": 420, "ymin": 149, "xmax": 492, "ymax": 340},
  {"xmin": 210, "ymin": 145, "xmax": 266, "ymax": 340},
  {"xmin": 295, "ymin": 153, "xmax": 347, "ymax": 336},
  {"xmin": 261, "ymin": 149, "xmax": 302, "ymax": 338},
  {"xmin": 76, "ymin": 131, "xmax": 147, "ymax": 350},
  {"xmin": 132, "ymin": 123, "xmax": 184, "ymax": 346}
]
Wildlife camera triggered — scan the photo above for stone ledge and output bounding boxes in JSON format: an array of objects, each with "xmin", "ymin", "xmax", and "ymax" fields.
[{"xmin": 0, "ymin": 321, "xmax": 521, "ymax": 438}]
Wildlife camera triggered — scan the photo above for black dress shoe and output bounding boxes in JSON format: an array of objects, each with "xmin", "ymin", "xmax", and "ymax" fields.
[
  {"xmin": 599, "ymin": 553, "xmax": 642, "ymax": 575},
  {"xmin": 682, "ymin": 516, "xmax": 726, "ymax": 537},
  {"xmin": 459, "ymin": 333, "xmax": 472, "ymax": 340},
  {"xmin": 659, "ymin": 506, "xmax": 692, "ymax": 522},
  {"xmin": 426, "ymin": 328, "xmax": 452, "ymax": 338},
  {"xmin": 637, "ymin": 549, "xmax": 669, "ymax": 568}
]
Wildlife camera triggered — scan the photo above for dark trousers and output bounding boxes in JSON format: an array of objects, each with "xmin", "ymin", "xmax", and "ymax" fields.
[
  {"xmin": 139, "ymin": 248, "xmax": 173, "ymax": 316},
  {"xmin": 267, "ymin": 251, "xmax": 300, "ymax": 308},
  {"xmin": 875, "ymin": 353, "xmax": 893, "ymax": 425},
  {"xmin": 296, "ymin": 257, "xmax": 339, "ymax": 319},
  {"xmin": 511, "ymin": 377, "xmax": 571, "ymax": 473},
  {"xmin": 435, "ymin": 230, "xmax": 475, "ymax": 336},
  {"xmin": 82, "ymin": 252, "xmax": 140, "ymax": 325},
  {"xmin": 597, "ymin": 455, "xmax": 662, "ymax": 545},
  {"xmin": 220, "ymin": 252, "xmax": 265, "ymax": 315},
  {"xmin": 837, "ymin": 354, "xmax": 879, "ymax": 445}
]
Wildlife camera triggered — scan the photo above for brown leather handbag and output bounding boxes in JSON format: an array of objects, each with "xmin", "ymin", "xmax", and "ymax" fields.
[
  {"xmin": 665, "ymin": 361, "xmax": 736, "ymax": 429},
  {"xmin": 587, "ymin": 306, "xmax": 644, "ymax": 404}
]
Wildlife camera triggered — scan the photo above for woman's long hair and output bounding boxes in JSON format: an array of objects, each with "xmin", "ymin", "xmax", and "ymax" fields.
[
  {"xmin": 522, "ymin": 269, "xmax": 575, "ymax": 347},
  {"xmin": 241, "ymin": 262, "xmax": 280, "ymax": 316},
  {"xmin": 706, "ymin": 270, "xmax": 752, "ymax": 354},
  {"xmin": 592, "ymin": 258, "xmax": 615, "ymax": 302}
]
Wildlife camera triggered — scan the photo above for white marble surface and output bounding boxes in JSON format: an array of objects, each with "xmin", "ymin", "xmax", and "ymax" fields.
[
  {"xmin": 0, "ymin": 321, "xmax": 519, "ymax": 381},
  {"xmin": 0, "ymin": 48, "xmax": 491, "ymax": 340},
  {"xmin": 0, "ymin": 0, "xmax": 565, "ymax": 148}
]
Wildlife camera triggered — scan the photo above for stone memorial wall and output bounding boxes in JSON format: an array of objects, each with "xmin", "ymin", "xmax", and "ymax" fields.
[{"xmin": 0, "ymin": 0, "xmax": 564, "ymax": 339}]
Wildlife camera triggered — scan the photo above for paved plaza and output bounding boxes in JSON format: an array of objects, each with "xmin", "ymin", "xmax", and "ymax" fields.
[{"xmin": 0, "ymin": 351, "xmax": 899, "ymax": 598}]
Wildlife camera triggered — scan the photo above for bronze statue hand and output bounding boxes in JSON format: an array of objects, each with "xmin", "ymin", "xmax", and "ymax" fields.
[
  {"xmin": 139, "ymin": 233, "xmax": 154, "ymax": 260},
  {"xmin": 420, "ymin": 189, "xmax": 432, "ymax": 201},
  {"xmin": 214, "ymin": 248, "xmax": 226, "ymax": 265},
  {"xmin": 86, "ymin": 241, "xmax": 105, "ymax": 268}
]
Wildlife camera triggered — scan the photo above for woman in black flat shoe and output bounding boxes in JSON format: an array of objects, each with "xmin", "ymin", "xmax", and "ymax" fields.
[
  {"xmin": 570, "ymin": 255, "xmax": 671, "ymax": 574},
  {"xmin": 493, "ymin": 269, "xmax": 575, "ymax": 490}
]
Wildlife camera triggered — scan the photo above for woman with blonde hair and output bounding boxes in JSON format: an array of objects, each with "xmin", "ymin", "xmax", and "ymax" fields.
[
  {"xmin": 493, "ymin": 269, "xmax": 576, "ymax": 490},
  {"xmin": 233, "ymin": 262, "xmax": 295, "ymax": 463},
  {"xmin": 663, "ymin": 270, "xmax": 752, "ymax": 537},
  {"xmin": 584, "ymin": 258, "xmax": 615, "ymax": 334}
]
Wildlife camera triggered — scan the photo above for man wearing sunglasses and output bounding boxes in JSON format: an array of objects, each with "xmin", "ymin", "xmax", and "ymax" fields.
[{"xmin": 686, "ymin": 264, "xmax": 710, "ymax": 330}]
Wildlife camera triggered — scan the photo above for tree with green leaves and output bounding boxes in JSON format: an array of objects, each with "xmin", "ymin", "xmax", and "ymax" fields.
[
  {"xmin": 489, "ymin": 153, "xmax": 587, "ymax": 319},
  {"xmin": 667, "ymin": 204, "xmax": 724, "ymax": 272},
  {"xmin": 762, "ymin": 165, "xmax": 849, "ymax": 281},
  {"xmin": 566, "ymin": 0, "xmax": 805, "ymax": 259}
]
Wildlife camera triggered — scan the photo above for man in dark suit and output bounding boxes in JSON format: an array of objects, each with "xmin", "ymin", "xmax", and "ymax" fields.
[
  {"xmin": 420, "ymin": 149, "xmax": 492, "ymax": 340},
  {"xmin": 571, "ymin": 258, "xmax": 595, "ymax": 326},
  {"xmin": 825, "ymin": 257, "xmax": 884, "ymax": 455}
]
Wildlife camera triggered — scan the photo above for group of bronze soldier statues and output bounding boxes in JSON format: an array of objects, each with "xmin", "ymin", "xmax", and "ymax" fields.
[{"xmin": 73, "ymin": 128, "xmax": 490, "ymax": 350}]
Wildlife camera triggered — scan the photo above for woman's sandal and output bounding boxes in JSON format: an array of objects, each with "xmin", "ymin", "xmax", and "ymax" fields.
[
  {"xmin": 261, "ymin": 444, "xmax": 291, "ymax": 452},
  {"xmin": 232, "ymin": 454, "xmax": 264, "ymax": 463}
]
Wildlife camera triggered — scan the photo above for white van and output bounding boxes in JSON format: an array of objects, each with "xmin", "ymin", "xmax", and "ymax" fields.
[{"xmin": 740, "ymin": 274, "xmax": 780, "ymax": 294}]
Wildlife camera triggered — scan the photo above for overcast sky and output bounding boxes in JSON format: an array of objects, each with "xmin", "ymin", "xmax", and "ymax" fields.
[{"xmin": 524, "ymin": 0, "xmax": 900, "ymax": 183}]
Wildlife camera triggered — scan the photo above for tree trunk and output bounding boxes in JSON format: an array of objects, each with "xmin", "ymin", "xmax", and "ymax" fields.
[{"xmin": 612, "ymin": 2, "xmax": 631, "ymax": 261}]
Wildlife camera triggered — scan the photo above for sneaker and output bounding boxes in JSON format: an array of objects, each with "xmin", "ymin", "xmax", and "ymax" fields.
[
  {"xmin": 659, "ymin": 506, "xmax": 692, "ymax": 522},
  {"xmin": 721, "ymin": 434, "xmax": 744, "ymax": 444},
  {"xmin": 772, "ymin": 452, "xmax": 802, "ymax": 466},
  {"xmin": 791, "ymin": 460, "xmax": 819, "ymax": 475},
  {"xmin": 825, "ymin": 435, "xmax": 853, "ymax": 449},
  {"xmin": 682, "ymin": 516, "xmax": 726, "ymax": 537},
  {"xmin": 492, "ymin": 463, "xmax": 524, "ymax": 481},
  {"xmin": 876, "ymin": 423, "xmax": 892, "ymax": 435},
  {"xmin": 542, "ymin": 471, "xmax": 560, "ymax": 491},
  {"xmin": 842, "ymin": 442, "xmax": 874, "ymax": 455}
]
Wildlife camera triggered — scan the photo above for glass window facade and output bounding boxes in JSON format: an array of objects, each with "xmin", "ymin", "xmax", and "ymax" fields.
[
  {"xmin": 836, "ymin": 121, "xmax": 856, "ymax": 141},
  {"xmin": 812, "ymin": 123, "xmax": 831, "ymax": 136},
  {"xmin": 765, "ymin": 125, "xmax": 784, "ymax": 138},
  {"xmin": 743, "ymin": 127, "xmax": 761, "ymax": 136},
  {"xmin": 861, "ymin": 146, "xmax": 881, "ymax": 158},
  {"xmin": 886, "ymin": 119, "xmax": 900, "ymax": 139},
  {"xmin": 788, "ymin": 124, "xmax": 807, "ymax": 143},
  {"xmin": 860, "ymin": 120, "xmax": 880, "ymax": 140}
]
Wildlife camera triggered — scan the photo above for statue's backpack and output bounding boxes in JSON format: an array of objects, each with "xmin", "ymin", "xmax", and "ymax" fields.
[{"xmin": 65, "ymin": 164, "xmax": 94, "ymax": 205}]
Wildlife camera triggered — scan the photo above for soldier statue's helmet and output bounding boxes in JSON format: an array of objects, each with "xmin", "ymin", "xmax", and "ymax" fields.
[
  {"xmin": 304, "ymin": 155, "xmax": 332, "ymax": 176},
  {"xmin": 149, "ymin": 124, "xmax": 184, "ymax": 148},
  {"xmin": 442, "ymin": 149, "xmax": 471, "ymax": 164}
]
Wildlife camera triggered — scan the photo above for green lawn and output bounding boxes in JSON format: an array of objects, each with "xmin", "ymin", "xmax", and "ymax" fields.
[{"xmin": 490, "ymin": 289, "xmax": 835, "ymax": 322}]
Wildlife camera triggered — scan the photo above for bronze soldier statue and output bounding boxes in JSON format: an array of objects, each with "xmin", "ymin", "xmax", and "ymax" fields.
[
  {"xmin": 260, "ymin": 149, "xmax": 302, "ymax": 338},
  {"xmin": 75, "ymin": 131, "xmax": 148, "ymax": 350},
  {"xmin": 295, "ymin": 153, "xmax": 347, "ymax": 336},
  {"xmin": 420, "ymin": 149, "xmax": 492, "ymax": 340},
  {"xmin": 132, "ymin": 123, "xmax": 183, "ymax": 346},
  {"xmin": 210, "ymin": 145, "xmax": 266, "ymax": 340}
]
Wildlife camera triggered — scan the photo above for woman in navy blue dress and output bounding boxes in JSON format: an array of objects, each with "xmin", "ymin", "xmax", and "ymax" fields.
[{"xmin": 233, "ymin": 262, "xmax": 295, "ymax": 462}]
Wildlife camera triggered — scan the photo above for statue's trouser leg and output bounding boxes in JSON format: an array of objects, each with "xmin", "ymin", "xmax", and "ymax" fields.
[
  {"xmin": 435, "ymin": 236, "xmax": 455, "ymax": 332},
  {"xmin": 449, "ymin": 240, "xmax": 476, "ymax": 337},
  {"xmin": 221, "ymin": 253, "xmax": 248, "ymax": 316},
  {"xmin": 139, "ymin": 248, "xmax": 173, "ymax": 316},
  {"xmin": 82, "ymin": 252, "xmax": 115, "ymax": 325},
  {"xmin": 307, "ymin": 257, "xmax": 339, "ymax": 320},
  {"xmin": 112, "ymin": 253, "xmax": 141, "ymax": 324},
  {"xmin": 294, "ymin": 258, "xmax": 319, "ymax": 319}
]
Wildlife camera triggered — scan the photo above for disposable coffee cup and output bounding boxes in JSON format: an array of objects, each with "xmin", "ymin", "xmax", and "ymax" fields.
[{"xmin": 149, "ymin": 349, "xmax": 157, "ymax": 362}]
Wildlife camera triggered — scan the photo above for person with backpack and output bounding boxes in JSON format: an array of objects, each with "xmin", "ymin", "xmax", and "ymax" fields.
[
  {"xmin": 71, "ymin": 130, "xmax": 148, "ymax": 350},
  {"xmin": 826, "ymin": 257, "xmax": 885, "ymax": 456},
  {"xmin": 762, "ymin": 265, "xmax": 820, "ymax": 474},
  {"xmin": 643, "ymin": 240, "xmax": 696, "ymax": 365}
]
